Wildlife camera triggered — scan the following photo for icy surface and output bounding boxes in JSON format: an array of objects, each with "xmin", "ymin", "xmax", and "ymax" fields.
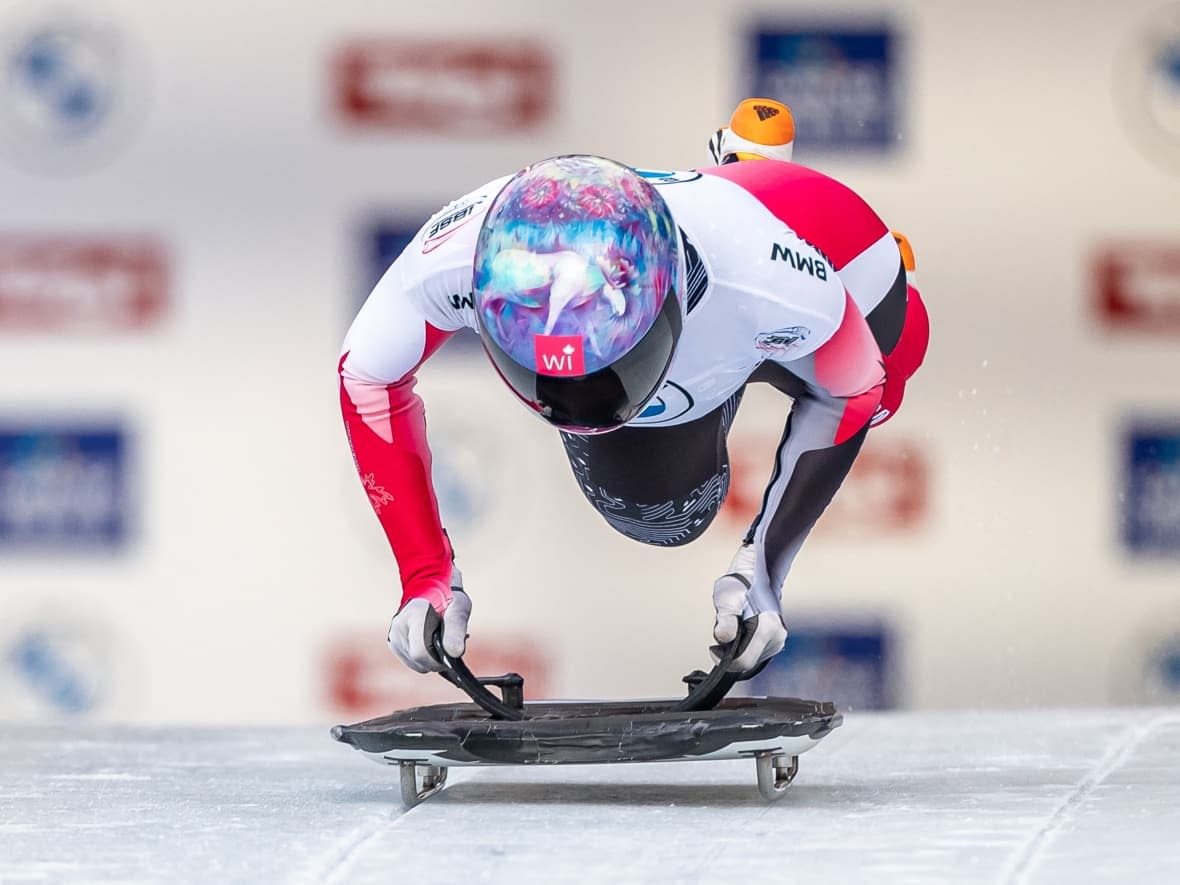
[{"xmin": 2, "ymin": 709, "xmax": 1178, "ymax": 883}]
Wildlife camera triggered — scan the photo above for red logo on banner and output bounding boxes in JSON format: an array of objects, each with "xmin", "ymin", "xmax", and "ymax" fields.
[
  {"xmin": 323, "ymin": 632, "xmax": 551, "ymax": 719},
  {"xmin": 722, "ymin": 436, "xmax": 930, "ymax": 535},
  {"xmin": 1095, "ymin": 243, "xmax": 1180, "ymax": 332},
  {"xmin": 0, "ymin": 236, "xmax": 168, "ymax": 330},
  {"xmin": 534, "ymin": 335, "xmax": 586, "ymax": 376},
  {"xmin": 331, "ymin": 40, "xmax": 554, "ymax": 134}
]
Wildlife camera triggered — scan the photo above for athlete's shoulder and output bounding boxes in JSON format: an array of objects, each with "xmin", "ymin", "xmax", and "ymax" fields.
[
  {"xmin": 355, "ymin": 174, "xmax": 513, "ymax": 337},
  {"xmin": 702, "ymin": 158, "xmax": 865, "ymax": 202},
  {"xmin": 700, "ymin": 161, "xmax": 889, "ymax": 270},
  {"xmin": 644, "ymin": 166, "xmax": 847, "ymax": 360},
  {"xmin": 408, "ymin": 174, "xmax": 513, "ymax": 267}
]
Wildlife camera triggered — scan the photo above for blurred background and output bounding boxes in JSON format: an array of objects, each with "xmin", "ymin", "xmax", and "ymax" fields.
[{"xmin": 0, "ymin": 0, "xmax": 1177, "ymax": 725}]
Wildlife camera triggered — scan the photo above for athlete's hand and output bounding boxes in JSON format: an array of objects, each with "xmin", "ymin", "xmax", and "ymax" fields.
[
  {"xmin": 387, "ymin": 568, "xmax": 472, "ymax": 673},
  {"xmin": 707, "ymin": 127, "xmax": 729, "ymax": 165},
  {"xmin": 711, "ymin": 544, "xmax": 788, "ymax": 674}
]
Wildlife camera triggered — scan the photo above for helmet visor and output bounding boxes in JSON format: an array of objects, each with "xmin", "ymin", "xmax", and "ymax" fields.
[{"xmin": 479, "ymin": 289, "xmax": 682, "ymax": 433}]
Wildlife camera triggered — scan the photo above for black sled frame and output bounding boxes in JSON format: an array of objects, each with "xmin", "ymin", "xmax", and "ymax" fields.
[{"xmin": 332, "ymin": 628, "xmax": 842, "ymax": 807}]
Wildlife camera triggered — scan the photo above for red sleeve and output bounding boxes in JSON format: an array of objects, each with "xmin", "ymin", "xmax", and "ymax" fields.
[{"xmin": 339, "ymin": 324, "xmax": 455, "ymax": 610}]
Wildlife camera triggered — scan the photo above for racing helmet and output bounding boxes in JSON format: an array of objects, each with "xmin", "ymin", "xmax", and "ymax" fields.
[{"xmin": 473, "ymin": 155, "xmax": 684, "ymax": 433}]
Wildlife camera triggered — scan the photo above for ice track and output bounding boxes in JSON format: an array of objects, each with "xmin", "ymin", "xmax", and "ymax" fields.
[{"xmin": 2, "ymin": 709, "xmax": 1178, "ymax": 884}]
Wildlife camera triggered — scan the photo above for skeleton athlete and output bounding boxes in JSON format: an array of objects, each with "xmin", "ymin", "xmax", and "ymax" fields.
[{"xmin": 339, "ymin": 120, "xmax": 929, "ymax": 678}]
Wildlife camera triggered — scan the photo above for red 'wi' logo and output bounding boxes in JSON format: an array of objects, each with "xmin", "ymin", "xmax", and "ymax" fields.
[{"xmin": 534, "ymin": 334, "xmax": 585, "ymax": 376}]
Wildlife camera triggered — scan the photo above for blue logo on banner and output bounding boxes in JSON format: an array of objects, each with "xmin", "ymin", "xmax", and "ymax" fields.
[
  {"xmin": 0, "ymin": 15, "xmax": 147, "ymax": 174},
  {"xmin": 748, "ymin": 25, "xmax": 900, "ymax": 154},
  {"xmin": 740, "ymin": 620, "xmax": 897, "ymax": 710},
  {"xmin": 1159, "ymin": 641, "xmax": 1180, "ymax": 692},
  {"xmin": 10, "ymin": 27, "xmax": 115, "ymax": 141},
  {"xmin": 1124, "ymin": 423, "xmax": 1180, "ymax": 556},
  {"xmin": 6, "ymin": 629, "xmax": 99, "ymax": 713},
  {"xmin": 1115, "ymin": 8, "xmax": 1180, "ymax": 175},
  {"xmin": 366, "ymin": 221, "xmax": 419, "ymax": 296},
  {"xmin": 0, "ymin": 426, "xmax": 129, "ymax": 551}
]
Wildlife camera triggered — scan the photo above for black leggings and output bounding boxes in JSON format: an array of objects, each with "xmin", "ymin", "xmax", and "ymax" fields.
[
  {"xmin": 561, "ymin": 257, "xmax": 908, "ymax": 552},
  {"xmin": 560, "ymin": 390, "xmax": 744, "ymax": 547}
]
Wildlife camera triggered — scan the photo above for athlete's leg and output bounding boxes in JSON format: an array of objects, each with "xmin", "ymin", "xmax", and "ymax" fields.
[
  {"xmin": 560, "ymin": 391, "xmax": 744, "ymax": 546},
  {"xmin": 864, "ymin": 258, "xmax": 908, "ymax": 355}
]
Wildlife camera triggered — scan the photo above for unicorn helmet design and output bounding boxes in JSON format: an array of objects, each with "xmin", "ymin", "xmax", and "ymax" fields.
[{"xmin": 473, "ymin": 155, "xmax": 685, "ymax": 433}]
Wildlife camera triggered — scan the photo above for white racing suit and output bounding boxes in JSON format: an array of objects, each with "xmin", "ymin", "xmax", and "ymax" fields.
[{"xmin": 339, "ymin": 160, "xmax": 929, "ymax": 627}]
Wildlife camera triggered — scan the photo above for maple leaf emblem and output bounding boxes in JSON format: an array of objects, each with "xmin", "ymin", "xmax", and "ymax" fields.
[{"xmin": 362, "ymin": 473, "xmax": 395, "ymax": 514}]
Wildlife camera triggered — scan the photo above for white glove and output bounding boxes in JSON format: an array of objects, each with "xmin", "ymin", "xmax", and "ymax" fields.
[
  {"xmin": 711, "ymin": 544, "xmax": 788, "ymax": 674},
  {"xmin": 387, "ymin": 567, "xmax": 472, "ymax": 673}
]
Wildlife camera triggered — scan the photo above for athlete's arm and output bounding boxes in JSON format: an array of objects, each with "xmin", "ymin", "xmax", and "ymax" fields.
[{"xmin": 338, "ymin": 184, "xmax": 501, "ymax": 611}]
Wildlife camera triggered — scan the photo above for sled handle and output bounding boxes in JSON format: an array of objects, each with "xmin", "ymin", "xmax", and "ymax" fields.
[
  {"xmin": 678, "ymin": 618, "xmax": 773, "ymax": 711},
  {"xmin": 432, "ymin": 629, "xmax": 527, "ymax": 721},
  {"xmin": 674, "ymin": 619, "xmax": 747, "ymax": 712},
  {"xmin": 432, "ymin": 618, "xmax": 756, "ymax": 719}
]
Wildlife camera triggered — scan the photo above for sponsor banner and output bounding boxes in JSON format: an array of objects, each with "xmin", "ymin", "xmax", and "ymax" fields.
[
  {"xmin": 1122, "ymin": 421, "xmax": 1180, "ymax": 556},
  {"xmin": 739, "ymin": 618, "xmax": 899, "ymax": 710},
  {"xmin": 1116, "ymin": 5, "xmax": 1180, "ymax": 175},
  {"xmin": 321, "ymin": 629, "xmax": 551, "ymax": 720},
  {"xmin": 0, "ymin": 235, "xmax": 169, "ymax": 331},
  {"xmin": 331, "ymin": 39, "xmax": 554, "ymax": 134},
  {"xmin": 721, "ymin": 435, "xmax": 930, "ymax": 536},
  {"xmin": 1094, "ymin": 242, "xmax": 1180, "ymax": 332},
  {"xmin": 0, "ymin": 422, "xmax": 132, "ymax": 552},
  {"xmin": 746, "ymin": 23, "xmax": 901, "ymax": 155},
  {"xmin": 0, "ymin": 11, "xmax": 148, "ymax": 174},
  {"xmin": 0, "ymin": 608, "xmax": 129, "ymax": 719}
]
